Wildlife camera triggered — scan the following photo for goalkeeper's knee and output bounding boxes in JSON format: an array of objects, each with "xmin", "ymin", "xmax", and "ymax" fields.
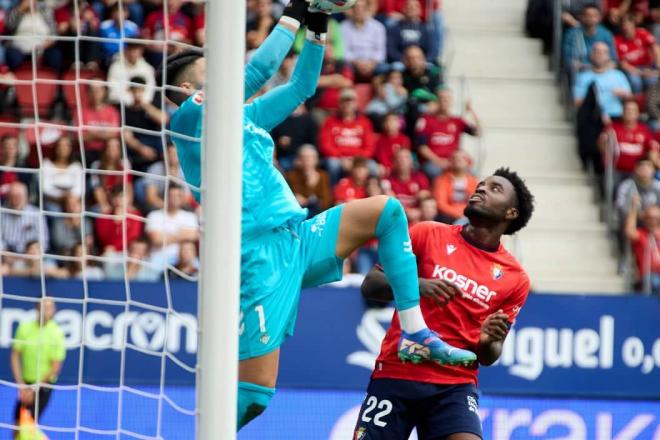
[{"xmin": 237, "ymin": 381, "xmax": 275, "ymax": 430}]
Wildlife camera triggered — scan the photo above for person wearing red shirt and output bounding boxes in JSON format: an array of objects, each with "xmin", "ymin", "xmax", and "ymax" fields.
[
  {"xmin": 95, "ymin": 185, "xmax": 144, "ymax": 253},
  {"xmin": 355, "ymin": 168, "xmax": 534, "ymax": 439},
  {"xmin": 320, "ymin": 87, "xmax": 378, "ymax": 183},
  {"xmin": 315, "ymin": 43, "xmax": 354, "ymax": 111},
  {"xmin": 624, "ymin": 194, "xmax": 660, "ymax": 294},
  {"xmin": 375, "ymin": 112, "xmax": 411, "ymax": 175},
  {"xmin": 433, "ymin": 150, "xmax": 479, "ymax": 224},
  {"xmin": 415, "ymin": 88, "xmax": 482, "ymax": 180},
  {"xmin": 381, "ymin": 149, "xmax": 430, "ymax": 223},
  {"xmin": 599, "ymin": 99, "xmax": 660, "ymax": 180},
  {"xmin": 75, "ymin": 82, "xmax": 121, "ymax": 165},
  {"xmin": 333, "ymin": 157, "xmax": 370, "ymax": 203},
  {"xmin": 615, "ymin": 14, "xmax": 660, "ymax": 93},
  {"xmin": 142, "ymin": 0, "xmax": 193, "ymax": 67}
]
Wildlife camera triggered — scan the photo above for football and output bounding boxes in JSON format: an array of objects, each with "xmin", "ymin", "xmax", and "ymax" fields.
[{"xmin": 310, "ymin": 0, "xmax": 358, "ymax": 13}]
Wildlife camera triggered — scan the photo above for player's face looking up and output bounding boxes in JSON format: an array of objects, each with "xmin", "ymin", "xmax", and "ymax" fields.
[{"xmin": 464, "ymin": 175, "xmax": 519, "ymax": 226}]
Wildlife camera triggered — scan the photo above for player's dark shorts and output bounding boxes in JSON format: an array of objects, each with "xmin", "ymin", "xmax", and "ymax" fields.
[{"xmin": 353, "ymin": 378, "xmax": 483, "ymax": 440}]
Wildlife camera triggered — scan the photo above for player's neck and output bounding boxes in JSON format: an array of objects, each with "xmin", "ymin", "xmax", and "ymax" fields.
[{"xmin": 461, "ymin": 223, "xmax": 501, "ymax": 252}]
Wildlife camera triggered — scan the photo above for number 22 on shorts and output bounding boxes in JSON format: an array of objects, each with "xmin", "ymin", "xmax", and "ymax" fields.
[{"xmin": 361, "ymin": 396, "xmax": 393, "ymax": 427}]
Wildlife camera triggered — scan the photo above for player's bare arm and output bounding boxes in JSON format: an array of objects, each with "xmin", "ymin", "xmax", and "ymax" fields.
[
  {"xmin": 361, "ymin": 266, "xmax": 461, "ymax": 307},
  {"xmin": 476, "ymin": 309, "xmax": 511, "ymax": 366}
]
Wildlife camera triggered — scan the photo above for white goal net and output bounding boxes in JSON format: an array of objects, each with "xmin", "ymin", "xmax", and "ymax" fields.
[{"xmin": 0, "ymin": 0, "xmax": 220, "ymax": 438}]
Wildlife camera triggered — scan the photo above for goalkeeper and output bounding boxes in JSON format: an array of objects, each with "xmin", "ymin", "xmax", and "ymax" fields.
[{"xmin": 161, "ymin": 0, "xmax": 476, "ymax": 430}]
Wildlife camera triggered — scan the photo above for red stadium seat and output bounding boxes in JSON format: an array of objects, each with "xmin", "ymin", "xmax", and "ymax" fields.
[
  {"xmin": 63, "ymin": 68, "xmax": 99, "ymax": 114},
  {"xmin": 355, "ymin": 83, "xmax": 374, "ymax": 112},
  {"xmin": 14, "ymin": 68, "xmax": 59, "ymax": 118}
]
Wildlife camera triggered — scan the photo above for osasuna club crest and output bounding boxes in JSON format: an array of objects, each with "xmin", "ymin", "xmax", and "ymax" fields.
[{"xmin": 492, "ymin": 264, "xmax": 504, "ymax": 280}]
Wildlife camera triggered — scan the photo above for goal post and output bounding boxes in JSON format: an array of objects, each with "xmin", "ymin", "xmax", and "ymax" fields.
[{"xmin": 198, "ymin": 0, "xmax": 245, "ymax": 438}]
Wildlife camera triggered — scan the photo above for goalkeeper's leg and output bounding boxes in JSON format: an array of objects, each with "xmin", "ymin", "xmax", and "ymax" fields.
[{"xmin": 335, "ymin": 196, "xmax": 476, "ymax": 365}]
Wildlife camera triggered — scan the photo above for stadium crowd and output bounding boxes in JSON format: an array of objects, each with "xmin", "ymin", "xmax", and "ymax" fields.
[
  {"xmin": 0, "ymin": 0, "xmax": 485, "ymax": 281},
  {"xmin": 531, "ymin": 0, "xmax": 660, "ymax": 293}
]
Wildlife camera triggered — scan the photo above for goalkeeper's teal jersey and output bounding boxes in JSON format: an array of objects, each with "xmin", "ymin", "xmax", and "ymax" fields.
[{"xmin": 169, "ymin": 26, "xmax": 323, "ymax": 239}]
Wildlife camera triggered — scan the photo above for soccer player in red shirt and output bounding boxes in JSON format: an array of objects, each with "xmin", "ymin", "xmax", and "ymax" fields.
[
  {"xmin": 615, "ymin": 14, "xmax": 660, "ymax": 93},
  {"xmin": 599, "ymin": 99, "xmax": 659, "ymax": 177},
  {"xmin": 415, "ymin": 89, "xmax": 481, "ymax": 180},
  {"xmin": 354, "ymin": 168, "xmax": 535, "ymax": 440}
]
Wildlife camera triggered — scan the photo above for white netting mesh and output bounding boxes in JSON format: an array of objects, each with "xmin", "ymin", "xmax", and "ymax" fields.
[{"xmin": 0, "ymin": 1, "xmax": 206, "ymax": 438}]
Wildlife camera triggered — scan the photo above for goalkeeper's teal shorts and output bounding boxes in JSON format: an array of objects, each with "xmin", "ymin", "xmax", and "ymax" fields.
[{"xmin": 239, "ymin": 204, "xmax": 345, "ymax": 360}]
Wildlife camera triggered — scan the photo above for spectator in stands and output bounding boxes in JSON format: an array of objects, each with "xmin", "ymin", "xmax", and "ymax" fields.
[
  {"xmin": 1, "ymin": 182, "xmax": 48, "ymax": 254},
  {"xmin": 285, "ymin": 145, "xmax": 333, "ymax": 218},
  {"xmin": 9, "ymin": 240, "xmax": 66, "ymax": 278},
  {"xmin": 10, "ymin": 298, "xmax": 65, "ymax": 432},
  {"xmin": 381, "ymin": 148, "xmax": 430, "ymax": 222},
  {"xmin": 247, "ymin": 0, "xmax": 277, "ymax": 51},
  {"xmin": 5, "ymin": 0, "xmax": 63, "ymax": 72},
  {"xmin": 598, "ymin": 99, "xmax": 659, "ymax": 182},
  {"xmin": 319, "ymin": 87, "xmax": 377, "ymax": 183},
  {"xmin": 142, "ymin": 0, "xmax": 194, "ymax": 67},
  {"xmin": 341, "ymin": 0, "xmax": 387, "ymax": 82},
  {"xmin": 169, "ymin": 240, "xmax": 199, "ymax": 280},
  {"xmin": 365, "ymin": 69, "xmax": 408, "ymax": 122},
  {"xmin": 92, "ymin": 0, "xmax": 144, "ymax": 27},
  {"xmin": 137, "ymin": 144, "xmax": 194, "ymax": 213},
  {"xmin": 624, "ymin": 195, "xmax": 660, "ymax": 294},
  {"xmin": 65, "ymin": 241, "xmax": 104, "ymax": 280},
  {"xmin": 563, "ymin": 3, "xmax": 617, "ymax": 72},
  {"xmin": 415, "ymin": 89, "xmax": 481, "ymax": 180},
  {"xmin": 616, "ymin": 157, "xmax": 660, "ymax": 220},
  {"xmin": 606, "ymin": 0, "xmax": 649, "ymax": 27},
  {"xmin": 0, "ymin": 134, "xmax": 30, "ymax": 199},
  {"xmin": 575, "ymin": 42, "xmax": 632, "ymax": 174},
  {"xmin": 419, "ymin": 195, "xmax": 444, "ymax": 222},
  {"xmin": 386, "ymin": 0, "xmax": 436, "ymax": 65},
  {"xmin": 89, "ymin": 138, "xmax": 132, "ymax": 212},
  {"xmin": 122, "ymin": 77, "xmax": 168, "ymax": 171},
  {"xmin": 615, "ymin": 14, "xmax": 660, "ymax": 93},
  {"xmin": 432, "ymin": 149, "xmax": 478, "ymax": 224},
  {"xmin": 107, "ymin": 43, "xmax": 157, "ymax": 107},
  {"xmin": 104, "ymin": 237, "xmax": 161, "ymax": 281},
  {"xmin": 313, "ymin": 43, "xmax": 354, "ymax": 112},
  {"xmin": 94, "ymin": 185, "xmax": 143, "ymax": 253},
  {"xmin": 333, "ymin": 157, "xmax": 369, "ymax": 203},
  {"xmin": 271, "ymin": 103, "xmax": 319, "ymax": 171},
  {"xmin": 146, "ymin": 184, "xmax": 199, "ymax": 264},
  {"xmin": 41, "ymin": 136, "xmax": 83, "ymax": 212},
  {"xmin": 647, "ymin": 76, "xmax": 660, "ymax": 130},
  {"xmin": 55, "ymin": 0, "xmax": 100, "ymax": 70},
  {"xmin": 374, "ymin": 112, "xmax": 411, "ymax": 175},
  {"xmin": 377, "ymin": 0, "xmax": 443, "ymax": 59},
  {"xmin": 98, "ymin": 2, "xmax": 139, "ymax": 65},
  {"xmin": 76, "ymin": 82, "xmax": 121, "ymax": 164},
  {"xmin": 50, "ymin": 194, "xmax": 93, "ymax": 257},
  {"xmin": 401, "ymin": 44, "xmax": 442, "ymax": 136}
]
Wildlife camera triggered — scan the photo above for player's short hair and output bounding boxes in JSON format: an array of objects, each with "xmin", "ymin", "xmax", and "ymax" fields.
[
  {"xmin": 157, "ymin": 48, "xmax": 203, "ymax": 106},
  {"xmin": 494, "ymin": 167, "xmax": 534, "ymax": 235}
]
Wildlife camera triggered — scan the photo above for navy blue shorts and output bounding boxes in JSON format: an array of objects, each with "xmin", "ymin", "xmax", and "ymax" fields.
[{"xmin": 353, "ymin": 378, "xmax": 483, "ymax": 440}]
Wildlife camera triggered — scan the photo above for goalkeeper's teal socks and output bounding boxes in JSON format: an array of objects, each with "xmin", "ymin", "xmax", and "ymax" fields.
[
  {"xmin": 237, "ymin": 381, "xmax": 275, "ymax": 431},
  {"xmin": 375, "ymin": 198, "xmax": 425, "ymax": 334}
]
